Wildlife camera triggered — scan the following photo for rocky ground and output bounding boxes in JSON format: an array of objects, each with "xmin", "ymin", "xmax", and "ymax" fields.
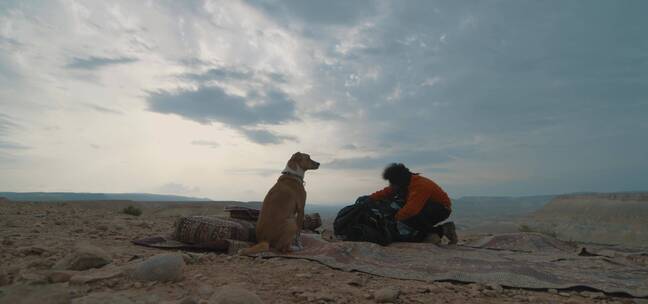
[{"xmin": 0, "ymin": 200, "xmax": 643, "ymax": 304}]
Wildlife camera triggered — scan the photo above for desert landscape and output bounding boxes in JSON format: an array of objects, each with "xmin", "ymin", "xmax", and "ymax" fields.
[{"xmin": 1, "ymin": 195, "xmax": 646, "ymax": 304}]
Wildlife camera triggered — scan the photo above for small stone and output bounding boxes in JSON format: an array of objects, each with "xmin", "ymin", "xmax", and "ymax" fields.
[
  {"xmin": 19, "ymin": 271, "xmax": 48, "ymax": 284},
  {"xmin": 96, "ymin": 225, "xmax": 109, "ymax": 231},
  {"xmin": 347, "ymin": 275, "xmax": 365, "ymax": 287},
  {"xmin": 558, "ymin": 292, "xmax": 571, "ymax": 297},
  {"xmin": 47, "ymin": 271, "xmax": 76, "ymax": 283},
  {"xmin": 196, "ymin": 283, "xmax": 215, "ymax": 298},
  {"xmin": 374, "ymin": 287, "xmax": 400, "ymax": 303},
  {"xmin": 580, "ymin": 291, "xmax": 605, "ymax": 299},
  {"xmin": 18, "ymin": 246, "xmax": 48, "ymax": 256},
  {"xmin": 70, "ymin": 292, "xmax": 134, "ymax": 304},
  {"xmin": 487, "ymin": 283, "xmax": 503, "ymax": 293},
  {"xmin": 208, "ymin": 285, "xmax": 263, "ymax": 304},
  {"xmin": 69, "ymin": 266, "xmax": 123, "ymax": 284},
  {"xmin": 179, "ymin": 297, "xmax": 198, "ymax": 304},
  {"xmin": 133, "ymin": 282, "xmax": 143, "ymax": 288},
  {"xmin": 53, "ymin": 243, "xmax": 112, "ymax": 271},
  {"xmin": 131, "ymin": 254, "xmax": 185, "ymax": 282},
  {"xmin": 295, "ymin": 273, "xmax": 312, "ymax": 279},
  {"xmin": 548, "ymin": 289, "xmax": 558, "ymax": 294}
]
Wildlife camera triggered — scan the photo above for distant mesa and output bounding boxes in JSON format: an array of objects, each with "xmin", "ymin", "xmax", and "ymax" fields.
[
  {"xmin": 0, "ymin": 192, "xmax": 212, "ymax": 202},
  {"xmin": 527, "ymin": 192, "xmax": 648, "ymax": 246}
]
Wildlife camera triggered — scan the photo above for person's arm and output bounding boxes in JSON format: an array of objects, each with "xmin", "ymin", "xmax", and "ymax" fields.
[
  {"xmin": 369, "ymin": 186, "xmax": 393, "ymax": 201},
  {"xmin": 395, "ymin": 189, "xmax": 429, "ymax": 221}
]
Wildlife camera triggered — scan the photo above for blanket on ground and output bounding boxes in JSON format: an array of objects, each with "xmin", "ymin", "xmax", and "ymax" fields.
[{"xmin": 263, "ymin": 233, "xmax": 648, "ymax": 298}]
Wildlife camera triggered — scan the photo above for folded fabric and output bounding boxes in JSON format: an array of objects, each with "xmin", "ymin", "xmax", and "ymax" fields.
[{"xmin": 174, "ymin": 216, "xmax": 256, "ymax": 244}]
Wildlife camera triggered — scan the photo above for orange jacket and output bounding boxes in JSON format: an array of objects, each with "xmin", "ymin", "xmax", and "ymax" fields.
[{"xmin": 369, "ymin": 174, "xmax": 451, "ymax": 221}]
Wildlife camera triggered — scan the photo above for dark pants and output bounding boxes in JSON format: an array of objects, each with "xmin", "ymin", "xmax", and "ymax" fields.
[{"xmin": 401, "ymin": 199, "xmax": 451, "ymax": 238}]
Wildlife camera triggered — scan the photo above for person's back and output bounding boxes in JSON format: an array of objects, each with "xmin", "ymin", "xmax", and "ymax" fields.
[{"xmin": 369, "ymin": 163, "xmax": 457, "ymax": 244}]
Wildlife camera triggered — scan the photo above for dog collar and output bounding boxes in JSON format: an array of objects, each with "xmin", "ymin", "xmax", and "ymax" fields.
[{"xmin": 281, "ymin": 171, "xmax": 304, "ymax": 183}]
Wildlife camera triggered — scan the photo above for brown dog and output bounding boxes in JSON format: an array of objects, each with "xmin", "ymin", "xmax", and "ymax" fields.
[{"xmin": 240, "ymin": 152, "xmax": 320, "ymax": 255}]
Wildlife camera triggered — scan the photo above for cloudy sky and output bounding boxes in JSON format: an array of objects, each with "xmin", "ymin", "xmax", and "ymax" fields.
[{"xmin": 1, "ymin": 0, "xmax": 647, "ymax": 203}]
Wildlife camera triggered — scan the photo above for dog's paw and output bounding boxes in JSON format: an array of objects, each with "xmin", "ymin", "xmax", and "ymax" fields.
[{"xmin": 289, "ymin": 244, "xmax": 304, "ymax": 252}]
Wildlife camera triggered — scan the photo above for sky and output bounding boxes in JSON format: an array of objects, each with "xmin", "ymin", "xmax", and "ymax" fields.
[{"xmin": 1, "ymin": 0, "xmax": 647, "ymax": 204}]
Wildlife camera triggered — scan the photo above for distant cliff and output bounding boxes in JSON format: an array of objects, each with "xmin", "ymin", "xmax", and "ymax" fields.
[{"xmin": 526, "ymin": 192, "xmax": 648, "ymax": 246}]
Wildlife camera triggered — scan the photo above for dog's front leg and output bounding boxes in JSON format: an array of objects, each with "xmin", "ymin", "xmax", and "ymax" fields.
[{"xmin": 291, "ymin": 204, "xmax": 305, "ymax": 251}]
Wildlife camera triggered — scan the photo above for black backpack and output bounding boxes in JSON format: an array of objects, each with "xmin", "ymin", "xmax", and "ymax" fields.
[{"xmin": 333, "ymin": 196, "xmax": 399, "ymax": 246}]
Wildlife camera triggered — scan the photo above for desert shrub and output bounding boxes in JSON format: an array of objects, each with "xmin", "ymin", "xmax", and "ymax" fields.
[{"xmin": 122, "ymin": 205, "xmax": 142, "ymax": 216}]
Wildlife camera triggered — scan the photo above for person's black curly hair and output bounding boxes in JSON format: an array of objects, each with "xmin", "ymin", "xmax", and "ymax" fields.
[{"xmin": 382, "ymin": 163, "xmax": 413, "ymax": 188}]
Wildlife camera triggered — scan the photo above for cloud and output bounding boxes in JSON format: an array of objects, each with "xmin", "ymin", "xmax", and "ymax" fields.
[
  {"xmin": 147, "ymin": 85, "xmax": 297, "ymax": 128},
  {"xmin": 240, "ymin": 129, "xmax": 297, "ymax": 145},
  {"xmin": 0, "ymin": 140, "xmax": 29, "ymax": 150},
  {"xmin": 179, "ymin": 65, "xmax": 289, "ymax": 86},
  {"xmin": 147, "ymin": 84, "xmax": 300, "ymax": 145},
  {"xmin": 182, "ymin": 67, "xmax": 252, "ymax": 83},
  {"xmin": 326, "ymin": 147, "xmax": 475, "ymax": 170},
  {"xmin": 0, "ymin": 115, "xmax": 27, "ymax": 151},
  {"xmin": 191, "ymin": 140, "xmax": 220, "ymax": 148},
  {"xmin": 65, "ymin": 56, "xmax": 137, "ymax": 70},
  {"xmin": 83, "ymin": 103, "xmax": 123, "ymax": 114},
  {"xmin": 246, "ymin": 0, "xmax": 379, "ymax": 26}
]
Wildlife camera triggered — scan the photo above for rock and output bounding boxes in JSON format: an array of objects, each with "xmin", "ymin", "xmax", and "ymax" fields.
[
  {"xmin": 71, "ymin": 292, "xmax": 134, "ymax": 304},
  {"xmin": 180, "ymin": 297, "xmax": 199, "ymax": 304},
  {"xmin": 295, "ymin": 273, "xmax": 312, "ymax": 279},
  {"xmin": 487, "ymin": 283, "xmax": 504, "ymax": 292},
  {"xmin": 17, "ymin": 245, "xmax": 48, "ymax": 256},
  {"xmin": 196, "ymin": 283, "xmax": 215, "ymax": 298},
  {"xmin": 0, "ymin": 283, "xmax": 71, "ymax": 304},
  {"xmin": 558, "ymin": 292, "xmax": 571, "ymax": 297},
  {"xmin": 53, "ymin": 243, "xmax": 112, "ymax": 271},
  {"xmin": 96, "ymin": 225, "xmax": 109, "ymax": 231},
  {"xmin": 548, "ymin": 288, "xmax": 558, "ymax": 294},
  {"xmin": 208, "ymin": 285, "xmax": 263, "ymax": 304},
  {"xmin": 131, "ymin": 254, "xmax": 185, "ymax": 282},
  {"xmin": 580, "ymin": 291, "xmax": 605, "ymax": 299},
  {"xmin": 18, "ymin": 271, "xmax": 48, "ymax": 284},
  {"xmin": 297, "ymin": 291, "xmax": 335, "ymax": 302},
  {"xmin": 374, "ymin": 287, "xmax": 399, "ymax": 303},
  {"xmin": 347, "ymin": 275, "xmax": 366, "ymax": 287},
  {"xmin": 47, "ymin": 270, "xmax": 77, "ymax": 283},
  {"xmin": 69, "ymin": 266, "xmax": 124, "ymax": 284}
]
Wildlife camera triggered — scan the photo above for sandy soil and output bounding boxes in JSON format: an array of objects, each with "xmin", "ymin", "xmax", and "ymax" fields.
[{"xmin": 0, "ymin": 200, "xmax": 641, "ymax": 304}]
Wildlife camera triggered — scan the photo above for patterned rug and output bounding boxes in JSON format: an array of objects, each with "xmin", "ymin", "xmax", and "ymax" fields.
[{"xmin": 265, "ymin": 233, "xmax": 648, "ymax": 298}]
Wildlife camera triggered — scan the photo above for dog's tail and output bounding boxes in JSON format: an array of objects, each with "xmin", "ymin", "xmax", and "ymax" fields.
[{"xmin": 238, "ymin": 241, "xmax": 270, "ymax": 256}]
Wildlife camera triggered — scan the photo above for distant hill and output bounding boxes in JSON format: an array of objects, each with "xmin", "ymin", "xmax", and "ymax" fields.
[
  {"xmin": 524, "ymin": 192, "xmax": 648, "ymax": 246},
  {"xmin": 450, "ymin": 195, "xmax": 555, "ymax": 229},
  {"xmin": 0, "ymin": 192, "xmax": 211, "ymax": 202}
]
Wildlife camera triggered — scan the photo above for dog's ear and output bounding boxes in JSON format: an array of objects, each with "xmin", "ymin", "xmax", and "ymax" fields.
[{"xmin": 288, "ymin": 152, "xmax": 301, "ymax": 170}]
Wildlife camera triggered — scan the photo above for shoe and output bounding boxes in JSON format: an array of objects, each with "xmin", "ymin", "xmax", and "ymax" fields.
[
  {"xmin": 423, "ymin": 233, "xmax": 441, "ymax": 244},
  {"xmin": 442, "ymin": 222, "xmax": 458, "ymax": 245}
]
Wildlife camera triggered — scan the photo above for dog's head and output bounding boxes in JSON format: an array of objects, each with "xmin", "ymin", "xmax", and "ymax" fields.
[{"xmin": 288, "ymin": 152, "xmax": 320, "ymax": 171}]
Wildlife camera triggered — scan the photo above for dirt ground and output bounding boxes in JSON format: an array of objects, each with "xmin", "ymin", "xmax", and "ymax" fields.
[{"xmin": 0, "ymin": 200, "xmax": 642, "ymax": 304}]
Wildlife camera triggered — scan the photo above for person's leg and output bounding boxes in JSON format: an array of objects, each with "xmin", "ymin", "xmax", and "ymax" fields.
[
  {"xmin": 415, "ymin": 200, "xmax": 450, "ymax": 236},
  {"xmin": 400, "ymin": 200, "xmax": 449, "ymax": 241}
]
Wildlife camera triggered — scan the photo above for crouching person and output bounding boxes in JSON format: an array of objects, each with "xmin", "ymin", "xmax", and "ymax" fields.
[{"xmin": 369, "ymin": 163, "xmax": 458, "ymax": 244}]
